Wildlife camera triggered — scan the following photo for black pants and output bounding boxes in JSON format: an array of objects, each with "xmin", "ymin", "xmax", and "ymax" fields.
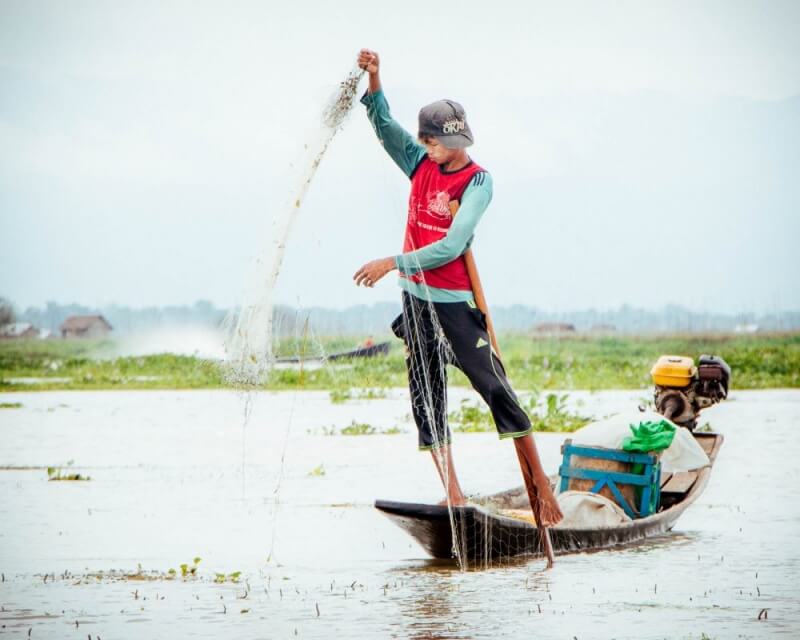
[{"xmin": 392, "ymin": 292, "xmax": 532, "ymax": 450}]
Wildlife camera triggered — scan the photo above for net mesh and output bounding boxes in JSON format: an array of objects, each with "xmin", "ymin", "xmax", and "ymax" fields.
[{"xmin": 223, "ymin": 66, "xmax": 365, "ymax": 387}]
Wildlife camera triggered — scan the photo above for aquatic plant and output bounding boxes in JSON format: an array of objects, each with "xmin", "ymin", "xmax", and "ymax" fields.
[
  {"xmin": 179, "ymin": 557, "xmax": 201, "ymax": 578},
  {"xmin": 319, "ymin": 421, "xmax": 401, "ymax": 436},
  {"xmin": 355, "ymin": 388, "xmax": 387, "ymax": 400},
  {"xmin": 449, "ymin": 392, "xmax": 591, "ymax": 433},
  {"xmin": 449, "ymin": 399, "xmax": 494, "ymax": 433},
  {"xmin": 214, "ymin": 571, "xmax": 241, "ymax": 584},
  {"xmin": 329, "ymin": 388, "xmax": 351, "ymax": 403},
  {"xmin": 340, "ymin": 421, "xmax": 376, "ymax": 436},
  {"xmin": 525, "ymin": 392, "xmax": 592, "ymax": 433},
  {"xmin": 382, "ymin": 425, "xmax": 404, "ymax": 435},
  {"xmin": 330, "ymin": 387, "xmax": 387, "ymax": 403},
  {"xmin": 47, "ymin": 462, "xmax": 90, "ymax": 481}
]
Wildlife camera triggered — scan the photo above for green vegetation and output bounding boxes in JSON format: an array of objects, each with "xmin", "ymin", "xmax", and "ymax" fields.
[
  {"xmin": 340, "ymin": 420, "xmax": 377, "ymax": 436},
  {"xmin": 382, "ymin": 425, "xmax": 404, "ymax": 435},
  {"xmin": 526, "ymin": 392, "xmax": 592, "ymax": 432},
  {"xmin": 47, "ymin": 464, "xmax": 90, "ymax": 481},
  {"xmin": 329, "ymin": 388, "xmax": 351, "ymax": 404},
  {"xmin": 449, "ymin": 398, "xmax": 495, "ymax": 433},
  {"xmin": 0, "ymin": 339, "xmax": 221, "ymax": 390},
  {"xmin": 213, "ymin": 571, "xmax": 241, "ymax": 584},
  {"xmin": 449, "ymin": 391, "xmax": 591, "ymax": 434},
  {"xmin": 308, "ymin": 463, "xmax": 326, "ymax": 477},
  {"xmin": 0, "ymin": 402, "xmax": 22, "ymax": 408},
  {"xmin": 329, "ymin": 387, "xmax": 387, "ymax": 403},
  {"xmin": 318, "ymin": 420, "xmax": 403, "ymax": 436},
  {"xmin": 178, "ymin": 557, "xmax": 202, "ymax": 578},
  {"xmin": 1, "ymin": 333, "xmax": 798, "ymax": 391}
]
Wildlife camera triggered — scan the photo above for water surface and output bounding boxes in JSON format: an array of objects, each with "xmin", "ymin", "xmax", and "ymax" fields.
[{"xmin": 1, "ymin": 389, "xmax": 797, "ymax": 638}]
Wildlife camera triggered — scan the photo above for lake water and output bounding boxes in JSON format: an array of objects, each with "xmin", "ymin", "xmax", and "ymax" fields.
[{"xmin": 1, "ymin": 389, "xmax": 798, "ymax": 639}]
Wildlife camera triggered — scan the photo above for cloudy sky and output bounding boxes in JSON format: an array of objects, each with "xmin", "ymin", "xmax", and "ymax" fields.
[{"xmin": 1, "ymin": 0, "xmax": 798, "ymax": 313}]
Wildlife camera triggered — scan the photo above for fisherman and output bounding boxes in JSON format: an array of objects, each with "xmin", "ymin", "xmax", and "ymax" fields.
[{"xmin": 353, "ymin": 49, "xmax": 562, "ymax": 527}]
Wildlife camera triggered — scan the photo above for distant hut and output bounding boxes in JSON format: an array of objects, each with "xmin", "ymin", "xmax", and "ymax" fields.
[
  {"xmin": 533, "ymin": 322, "xmax": 576, "ymax": 334},
  {"xmin": 0, "ymin": 322, "xmax": 40, "ymax": 340},
  {"xmin": 60, "ymin": 315, "xmax": 113, "ymax": 339}
]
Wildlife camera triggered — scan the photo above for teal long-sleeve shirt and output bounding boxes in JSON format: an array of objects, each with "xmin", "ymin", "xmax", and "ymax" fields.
[{"xmin": 361, "ymin": 89, "xmax": 493, "ymax": 303}]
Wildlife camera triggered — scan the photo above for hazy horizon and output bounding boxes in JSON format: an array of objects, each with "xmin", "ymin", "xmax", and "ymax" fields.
[
  {"xmin": 2, "ymin": 1, "xmax": 799, "ymax": 313},
  {"xmin": 5, "ymin": 294, "xmax": 800, "ymax": 317}
]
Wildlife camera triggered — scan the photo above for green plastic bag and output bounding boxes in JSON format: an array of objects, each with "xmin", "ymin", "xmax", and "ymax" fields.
[{"xmin": 622, "ymin": 420, "xmax": 676, "ymax": 453}]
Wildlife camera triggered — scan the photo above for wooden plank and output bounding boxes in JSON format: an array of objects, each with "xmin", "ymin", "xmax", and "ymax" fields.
[
  {"xmin": 661, "ymin": 471, "xmax": 698, "ymax": 494},
  {"xmin": 560, "ymin": 466, "xmax": 653, "ymax": 487},
  {"xmin": 660, "ymin": 472, "xmax": 673, "ymax": 488},
  {"xmin": 564, "ymin": 443, "xmax": 656, "ymax": 465}
]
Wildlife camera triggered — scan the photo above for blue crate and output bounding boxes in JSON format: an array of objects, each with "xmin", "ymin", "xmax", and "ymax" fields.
[{"xmin": 559, "ymin": 439, "xmax": 662, "ymax": 519}]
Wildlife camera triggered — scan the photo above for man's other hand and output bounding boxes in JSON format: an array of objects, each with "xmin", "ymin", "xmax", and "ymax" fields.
[{"xmin": 354, "ymin": 257, "xmax": 395, "ymax": 288}]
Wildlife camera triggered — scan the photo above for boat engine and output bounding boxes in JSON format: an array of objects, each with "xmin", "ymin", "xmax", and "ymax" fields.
[{"xmin": 650, "ymin": 354, "xmax": 731, "ymax": 430}]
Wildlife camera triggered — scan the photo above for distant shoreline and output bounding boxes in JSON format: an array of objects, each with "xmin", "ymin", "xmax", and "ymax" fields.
[{"xmin": 1, "ymin": 333, "xmax": 797, "ymax": 392}]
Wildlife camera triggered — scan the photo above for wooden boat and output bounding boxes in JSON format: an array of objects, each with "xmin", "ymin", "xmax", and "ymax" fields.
[
  {"xmin": 374, "ymin": 431, "xmax": 723, "ymax": 563},
  {"xmin": 275, "ymin": 341, "xmax": 390, "ymax": 363}
]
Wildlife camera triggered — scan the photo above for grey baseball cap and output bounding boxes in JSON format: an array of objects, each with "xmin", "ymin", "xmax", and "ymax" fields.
[{"xmin": 418, "ymin": 99, "xmax": 474, "ymax": 149}]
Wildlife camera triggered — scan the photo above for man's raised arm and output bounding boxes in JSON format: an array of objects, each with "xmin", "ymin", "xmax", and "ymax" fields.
[{"xmin": 358, "ymin": 49, "xmax": 426, "ymax": 179}]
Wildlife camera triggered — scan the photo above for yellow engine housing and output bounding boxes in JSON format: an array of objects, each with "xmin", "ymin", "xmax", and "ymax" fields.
[{"xmin": 651, "ymin": 355, "xmax": 696, "ymax": 388}]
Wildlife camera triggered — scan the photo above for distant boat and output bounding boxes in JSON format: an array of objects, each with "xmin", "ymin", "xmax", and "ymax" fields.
[
  {"xmin": 375, "ymin": 431, "xmax": 723, "ymax": 564},
  {"xmin": 275, "ymin": 341, "xmax": 390, "ymax": 364}
]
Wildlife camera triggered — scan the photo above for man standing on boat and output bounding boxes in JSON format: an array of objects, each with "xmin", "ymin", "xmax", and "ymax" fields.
[{"xmin": 353, "ymin": 49, "xmax": 562, "ymax": 528}]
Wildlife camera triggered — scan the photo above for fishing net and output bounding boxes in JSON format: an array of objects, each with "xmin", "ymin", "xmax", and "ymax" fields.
[
  {"xmin": 221, "ymin": 65, "xmax": 368, "ymax": 563},
  {"xmin": 223, "ymin": 66, "xmax": 365, "ymax": 386}
]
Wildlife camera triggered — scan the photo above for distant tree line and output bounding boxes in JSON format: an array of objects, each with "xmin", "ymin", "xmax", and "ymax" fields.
[{"xmin": 4, "ymin": 297, "xmax": 799, "ymax": 336}]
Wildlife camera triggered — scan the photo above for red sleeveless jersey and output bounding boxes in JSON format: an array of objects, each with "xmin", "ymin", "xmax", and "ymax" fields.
[{"xmin": 403, "ymin": 158, "xmax": 484, "ymax": 291}]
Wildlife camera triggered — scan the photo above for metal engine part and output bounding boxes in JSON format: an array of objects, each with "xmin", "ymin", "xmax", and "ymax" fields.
[{"xmin": 654, "ymin": 354, "xmax": 731, "ymax": 429}]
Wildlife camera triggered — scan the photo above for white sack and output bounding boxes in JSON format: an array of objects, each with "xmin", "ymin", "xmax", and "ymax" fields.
[
  {"xmin": 660, "ymin": 427, "xmax": 710, "ymax": 472},
  {"xmin": 554, "ymin": 490, "xmax": 632, "ymax": 529}
]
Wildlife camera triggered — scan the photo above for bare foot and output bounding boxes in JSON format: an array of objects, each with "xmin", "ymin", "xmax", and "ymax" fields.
[{"xmin": 537, "ymin": 510, "xmax": 564, "ymax": 527}]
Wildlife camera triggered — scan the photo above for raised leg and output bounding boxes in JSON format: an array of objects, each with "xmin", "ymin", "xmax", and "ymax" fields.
[{"xmin": 514, "ymin": 434, "xmax": 562, "ymax": 568}]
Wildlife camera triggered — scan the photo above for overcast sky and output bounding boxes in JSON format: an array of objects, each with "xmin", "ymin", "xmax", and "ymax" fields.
[{"xmin": 1, "ymin": 0, "xmax": 798, "ymax": 313}]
